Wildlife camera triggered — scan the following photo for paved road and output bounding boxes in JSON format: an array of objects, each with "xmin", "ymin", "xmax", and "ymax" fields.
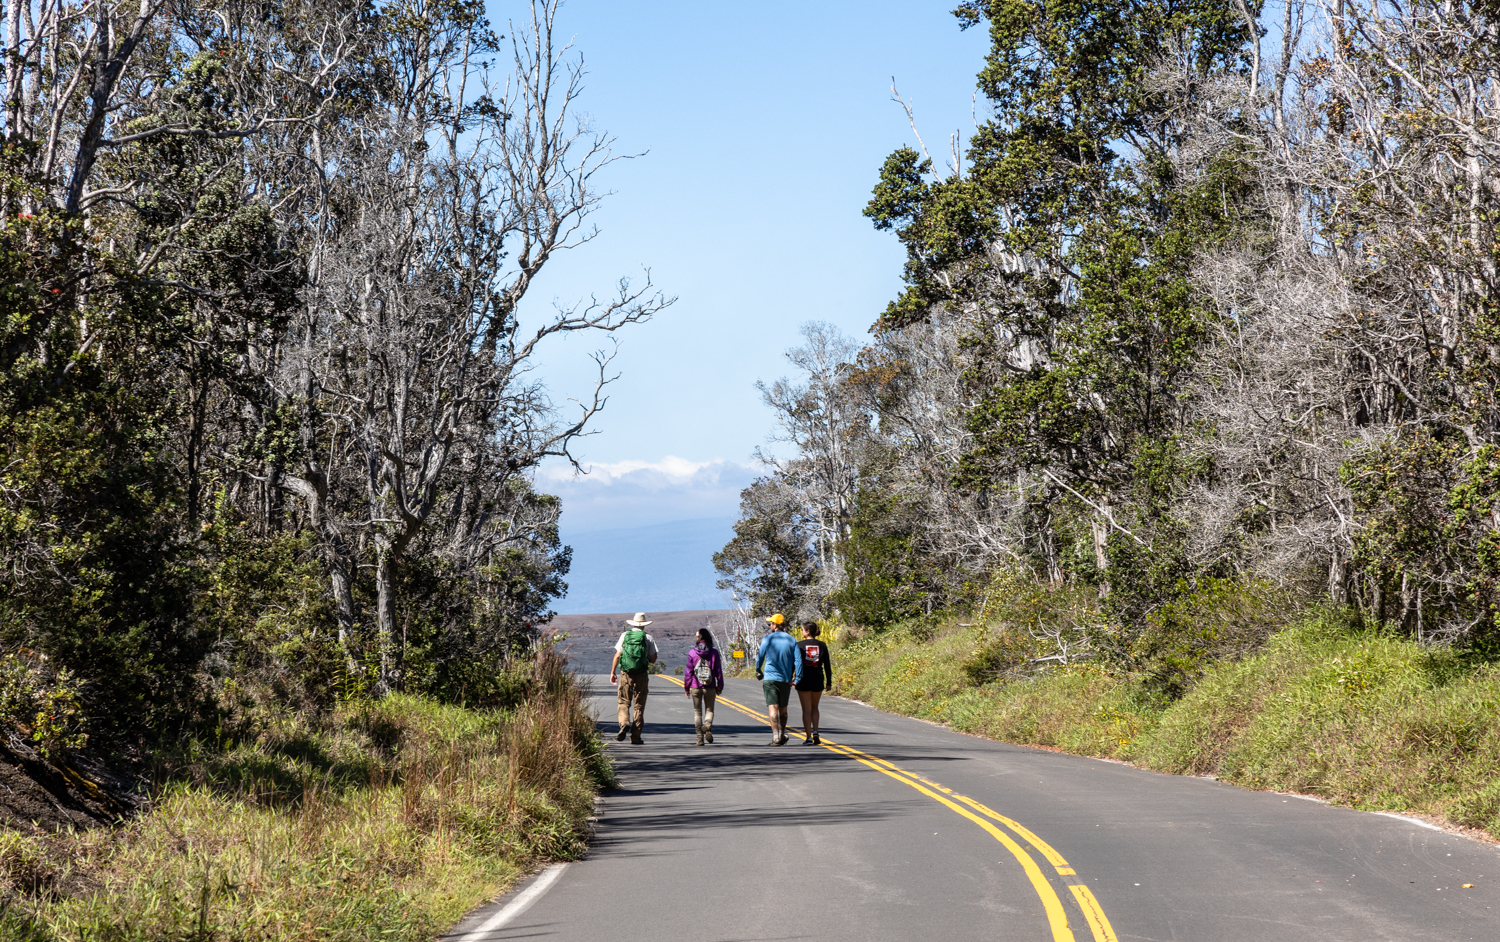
[{"xmin": 445, "ymin": 675, "xmax": 1500, "ymax": 941}]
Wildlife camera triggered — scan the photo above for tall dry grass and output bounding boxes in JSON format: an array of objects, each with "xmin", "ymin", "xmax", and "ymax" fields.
[{"xmin": 0, "ymin": 650, "xmax": 610, "ymax": 942}]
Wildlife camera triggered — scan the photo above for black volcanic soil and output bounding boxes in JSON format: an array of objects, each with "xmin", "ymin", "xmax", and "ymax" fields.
[
  {"xmin": 0, "ymin": 737, "xmax": 141, "ymax": 833},
  {"xmin": 544, "ymin": 610, "xmax": 737, "ymax": 673}
]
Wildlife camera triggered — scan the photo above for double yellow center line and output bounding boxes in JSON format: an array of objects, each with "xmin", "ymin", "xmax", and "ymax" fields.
[{"xmin": 657, "ymin": 675, "xmax": 1118, "ymax": 942}]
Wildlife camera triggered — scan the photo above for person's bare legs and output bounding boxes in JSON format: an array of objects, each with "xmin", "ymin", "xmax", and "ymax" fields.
[
  {"xmin": 767, "ymin": 703, "xmax": 783, "ymax": 741},
  {"xmin": 798, "ymin": 689, "xmax": 822, "ymax": 741}
]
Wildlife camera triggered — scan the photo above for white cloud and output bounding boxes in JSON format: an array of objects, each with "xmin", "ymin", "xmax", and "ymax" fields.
[
  {"xmin": 537, "ymin": 455, "xmax": 724, "ymax": 487},
  {"xmin": 535, "ymin": 456, "xmax": 760, "ymax": 533}
]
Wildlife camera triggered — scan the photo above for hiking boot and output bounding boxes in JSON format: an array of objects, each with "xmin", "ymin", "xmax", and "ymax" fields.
[
  {"xmin": 768, "ymin": 735, "xmax": 782, "ymax": 746},
  {"xmin": 704, "ymin": 729, "xmax": 713, "ymax": 744},
  {"xmin": 696, "ymin": 732, "xmax": 705, "ymax": 746},
  {"xmin": 776, "ymin": 733, "xmax": 789, "ymax": 746},
  {"xmin": 615, "ymin": 728, "xmax": 628, "ymax": 741},
  {"xmin": 812, "ymin": 732, "xmax": 821, "ymax": 745},
  {"xmin": 631, "ymin": 736, "xmax": 645, "ymax": 745}
]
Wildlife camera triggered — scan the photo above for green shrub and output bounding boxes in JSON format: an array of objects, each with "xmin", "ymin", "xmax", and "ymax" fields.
[
  {"xmin": 1131, "ymin": 577, "xmax": 1288, "ymax": 697},
  {"xmin": 197, "ymin": 525, "xmax": 344, "ymax": 726},
  {"xmin": 961, "ymin": 629, "xmax": 1051, "ymax": 684},
  {"xmin": 828, "ymin": 485, "xmax": 950, "ymax": 628},
  {"xmin": 0, "ymin": 388, "xmax": 208, "ymax": 744},
  {"xmin": 975, "ymin": 569, "xmax": 1109, "ymax": 674},
  {"xmin": 0, "ymin": 651, "xmax": 88, "ymax": 758}
]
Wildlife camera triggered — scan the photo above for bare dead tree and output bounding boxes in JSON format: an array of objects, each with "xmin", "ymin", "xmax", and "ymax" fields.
[
  {"xmin": 269, "ymin": 0, "xmax": 669, "ymax": 688},
  {"xmin": 755, "ymin": 323, "xmax": 865, "ymax": 583}
]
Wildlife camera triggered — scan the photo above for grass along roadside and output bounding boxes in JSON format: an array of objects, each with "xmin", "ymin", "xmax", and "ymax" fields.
[
  {"xmin": 0, "ymin": 652, "xmax": 612, "ymax": 942},
  {"xmin": 833, "ymin": 612, "xmax": 1500, "ymax": 841}
]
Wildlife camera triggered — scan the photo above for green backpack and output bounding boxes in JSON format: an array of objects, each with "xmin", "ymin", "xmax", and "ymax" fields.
[{"xmin": 618, "ymin": 629, "xmax": 649, "ymax": 673}]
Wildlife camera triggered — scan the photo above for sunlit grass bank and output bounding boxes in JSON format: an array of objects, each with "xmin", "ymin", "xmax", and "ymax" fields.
[
  {"xmin": 835, "ymin": 614, "xmax": 1500, "ymax": 839},
  {"xmin": 0, "ymin": 657, "xmax": 610, "ymax": 942}
]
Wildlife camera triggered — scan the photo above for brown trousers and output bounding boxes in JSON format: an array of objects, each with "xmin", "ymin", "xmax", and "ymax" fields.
[
  {"xmin": 617, "ymin": 671, "xmax": 648, "ymax": 738},
  {"xmin": 690, "ymin": 687, "xmax": 717, "ymax": 733}
]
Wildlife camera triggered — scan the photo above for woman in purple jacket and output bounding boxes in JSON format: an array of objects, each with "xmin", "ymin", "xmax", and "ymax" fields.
[{"xmin": 684, "ymin": 628, "xmax": 724, "ymax": 745}]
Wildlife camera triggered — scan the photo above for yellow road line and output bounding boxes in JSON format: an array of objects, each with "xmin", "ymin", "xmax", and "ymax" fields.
[
  {"xmin": 814, "ymin": 740, "xmax": 1076, "ymax": 942},
  {"xmin": 646, "ymin": 676, "xmax": 1118, "ymax": 942},
  {"xmin": 831, "ymin": 745, "xmax": 1075, "ymax": 871},
  {"xmin": 871, "ymin": 763, "xmax": 1080, "ymax": 876},
  {"xmin": 1069, "ymin": 885, "xmax": 1118, "ymax": 942}
]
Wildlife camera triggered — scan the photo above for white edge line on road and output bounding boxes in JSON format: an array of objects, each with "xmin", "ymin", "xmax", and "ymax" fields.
[
  {"xmin": 455, "ymin": 863, "xmax": 568, "ymax": 941},
  {"xmin": 1375, "ymin": 812, "xmax": 1446, "ymax": 833}
]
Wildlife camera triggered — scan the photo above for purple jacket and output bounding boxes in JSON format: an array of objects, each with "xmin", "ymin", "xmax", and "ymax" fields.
[{"xmin": 684, "ymin": 645, "xmax": 724, "ymax": 691}]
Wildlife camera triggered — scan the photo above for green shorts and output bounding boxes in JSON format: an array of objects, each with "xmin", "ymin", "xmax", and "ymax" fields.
[{"xmin": 762, "ymin": 679, "xmax": 791, "ymax": 708}]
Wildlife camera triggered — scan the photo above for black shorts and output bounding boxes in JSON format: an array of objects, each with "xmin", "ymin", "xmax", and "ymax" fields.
[
  {"xmin": 762, "ymin": 679, "xmax": 791, "ymax": 708},
  {"xmin": 795, "ymin": 680, "xmax": 825, "ymax": 693}
]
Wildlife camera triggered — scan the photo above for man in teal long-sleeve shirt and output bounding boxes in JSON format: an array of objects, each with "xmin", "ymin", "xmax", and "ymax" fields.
[{"xmin": 755, "ymin": 613, "xmax": 803, "ymax": 746}]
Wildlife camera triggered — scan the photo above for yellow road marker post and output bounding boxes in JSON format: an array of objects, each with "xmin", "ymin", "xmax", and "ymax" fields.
[{"xmin": 647, "ymin": 676, "xmax": 1119, "ymax": 942}]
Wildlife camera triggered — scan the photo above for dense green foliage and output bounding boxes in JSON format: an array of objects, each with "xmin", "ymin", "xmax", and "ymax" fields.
[
  {"xmin": 725, "ymin": 1, "xmax": 1500, "ymax": 700},
  {"xmin": 864, "ymin": 0, "xmax": 1258, "ymax": 634},
  {"xmin": 713, "ymin": 476, "xmax": 820, "ymax": 617},
  {"xmin": 1, "ymin": 1, "xmax": 647, "ymax": 753}
]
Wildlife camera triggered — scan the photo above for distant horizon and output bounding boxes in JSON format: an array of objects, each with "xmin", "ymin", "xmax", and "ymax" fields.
[
  {"xmin": 544, "ymin": 607, "xmax": 734, "ymax": 622},
  {"xmin": 551, "ymin": 517, "xmax": 735, "ymax": 615}
]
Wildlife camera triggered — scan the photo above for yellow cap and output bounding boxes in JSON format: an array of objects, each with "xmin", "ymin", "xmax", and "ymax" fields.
[{"xmin": 767, "ymin": 613, "xmax": 785, "ymax": 625}]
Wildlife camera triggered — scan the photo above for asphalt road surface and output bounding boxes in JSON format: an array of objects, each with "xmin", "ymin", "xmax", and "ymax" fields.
[{"xmin": 444, "ymin": 675, "xmax": 1500, "ymax": 941}]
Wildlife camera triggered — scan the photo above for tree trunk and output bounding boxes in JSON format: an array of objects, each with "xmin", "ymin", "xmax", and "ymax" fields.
[
  {"xmin": 1092, "ymin": 513, "xmax": 1110, "ymax": 597},
  {"xmin": 375, "ymin": 549, "xmax": 400, "ymax": 695},
  {"xmin": 329, "ymin": 554, "xmax": 358, "ymax": 658},
  {"xmin": 1399, "ymin": 572, "xmax": 1416, "ymax": 636},
  {"xmin": 279, "ymin": 470, "xmax": 361, "ymax": 673},
  {"xmin": 185, "ymin": 372, "xmax": 209, "ymax": 527},
  {"xmin": 1328, "ymin": 549, "xmax": 1351, "ymax": 606}
]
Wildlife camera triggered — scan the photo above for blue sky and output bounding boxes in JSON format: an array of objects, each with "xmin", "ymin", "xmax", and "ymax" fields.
[{"xmin": 500, "ymin": 2, "xmax": 989, "ymax": 605}]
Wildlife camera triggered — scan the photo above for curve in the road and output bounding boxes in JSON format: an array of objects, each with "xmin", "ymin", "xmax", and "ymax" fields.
[{"xmin": 657, "ymin": 674, "xmax": 1118, "ymax": 942}]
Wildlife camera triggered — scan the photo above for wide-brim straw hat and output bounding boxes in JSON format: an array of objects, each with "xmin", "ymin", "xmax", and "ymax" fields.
[{"xmin": 625, "ymin": 612, "xmax": 652, "ymax": 627}]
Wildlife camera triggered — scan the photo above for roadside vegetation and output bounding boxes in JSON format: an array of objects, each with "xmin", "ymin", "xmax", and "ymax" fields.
[
  {"xmin": 716, "ymin": 0, "xmax": 1500, "ymax": 837},
  {"xmin": 0, "ymin": 653, "xmax": 611, "ymax": 942},
  {"xmin": 832, "ymin": 601, "xmax": 1500, "ymax": 840},
  {"xmin": 2, "ymin": 1, "xmax": 638, "ymax": 936}
]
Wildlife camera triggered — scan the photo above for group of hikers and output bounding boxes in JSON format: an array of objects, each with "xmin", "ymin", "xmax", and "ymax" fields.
[{"xmin": 608, "ymin": 612, "xmax": 833, "ymax": 746}]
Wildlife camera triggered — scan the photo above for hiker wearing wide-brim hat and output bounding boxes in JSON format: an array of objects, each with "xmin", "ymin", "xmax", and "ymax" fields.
[{"xmin": 610, "ymin": 613, "xmax": 660, "ymax": 744}]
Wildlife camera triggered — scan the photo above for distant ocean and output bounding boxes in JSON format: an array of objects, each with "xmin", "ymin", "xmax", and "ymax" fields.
[{"xmin": 555, "ymin": 517, "xmax": 735, "ymax": 614}]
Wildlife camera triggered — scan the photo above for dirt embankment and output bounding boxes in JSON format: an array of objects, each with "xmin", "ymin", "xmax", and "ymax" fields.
[
  {"xmin": 544, "ymin": 610, "xmax": 736, "ymax": 673},
  {"xmin": 0, "ymin": 737, "xmax": 141, "ymax": 833}
]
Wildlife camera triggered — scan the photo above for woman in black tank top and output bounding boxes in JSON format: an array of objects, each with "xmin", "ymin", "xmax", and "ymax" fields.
[{"xmin": 794, "ymin": 621, "xmax": 833, "ymax": 745}]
